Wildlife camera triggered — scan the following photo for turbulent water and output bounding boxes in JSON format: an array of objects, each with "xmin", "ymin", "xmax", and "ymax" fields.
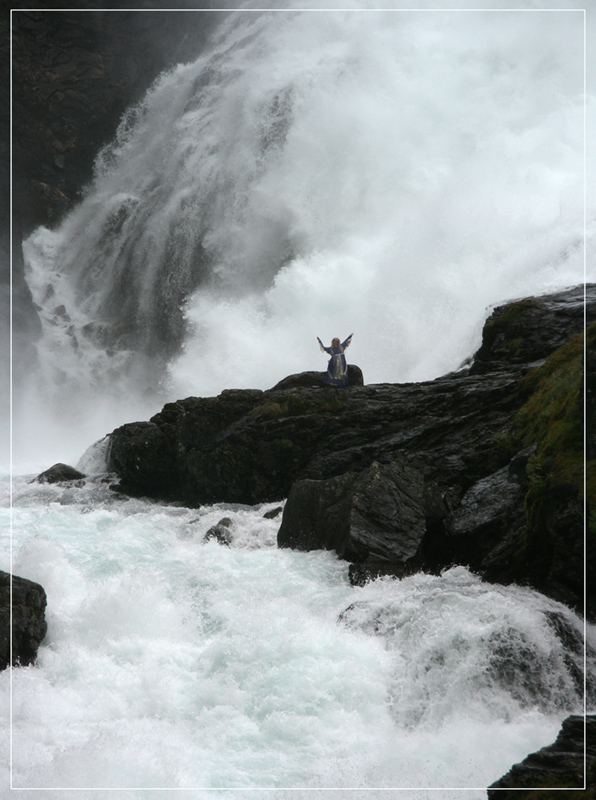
[
  {"xmin": 2, "ymin": 463, "xmax": 594, "ymax": 798},
  {"xmin": 5, "ymin": 4, "xmax": 594, "ymax": 797},
  {"xmin": 16, "ymin": 2, "xmax": 592, "ymax": 467}
]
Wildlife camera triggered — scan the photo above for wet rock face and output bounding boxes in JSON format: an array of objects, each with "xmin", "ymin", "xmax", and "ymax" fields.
[
  {"xmin": 470, "ymin": 284, "xmax": 588, "ymax": 373},
  {"xmin": 106, "ymin": 285, "xmax": 594, "ymax": 611},
  {"xmin": 487, "ymin": 715, "xmax": 596, "ymax": 797},
  {"xmin": 0, "ymin": 571, "xmax": 48, "ymax": 670},
  {"xmin": 107, "ymin": 421, "xmax": 177, "ymax": 499},
  {"xmin": 34, "ymin": 462, "xmax": 86, "ymax": 484},
  {"xmin": 444, "ymin": 459, "xmax": 528, "ymax": 581},
  {"xmin": 277, "ymin": 460, "xmax": 428, "ymax": 580}
]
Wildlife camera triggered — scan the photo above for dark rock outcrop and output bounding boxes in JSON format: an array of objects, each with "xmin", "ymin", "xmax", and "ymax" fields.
[
  {"xmin": 487, "ymin": 714, "xmax": 596, "ymax": 797},
  {"xmin": 263, "ymin": 507, "xmax": 283, "ymax": 520},
  {"xmin": 471, "ymin": 289, "xmax": 590, "ymax": 373},
  {"xmin": 34, "ymin": 462, "xmax": 85, "ymax": 484},
  {"xmin": 0, "ymin": 571, "xmax": 48, "ymax": 670},
  {"xmin": 11, "ymin": 6, "xmax": 221, "ymax": 238},
  {"xmin": 278, "ymin": 460, "xmax": 429, "ymax": 583},
  {"xmin": 106, "ymin": 285, "xmax": 593, "ymax": 612},
  {"xmin": 444, "ymin": 457, "xmax": 528, "ymax": 578},
  {"xmin": 107, "ymin": 421, "xmax": 177, "ymax": 498},
  {"xmin": 271, "ymin": 364, "xmax": 364, "ymax": 390}
]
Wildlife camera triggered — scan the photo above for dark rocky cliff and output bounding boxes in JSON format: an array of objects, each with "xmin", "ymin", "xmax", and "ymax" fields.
[
  {"xmin": 10, "ymin": 4, "xmax": 222, "ymax": 238},
  {"xmin": 488, "ymin": 714, "xmax": 596, "ymax": 797},
  {"xmin": 106, "ymin": 284, "xmax": 593, "ymax": 617}
]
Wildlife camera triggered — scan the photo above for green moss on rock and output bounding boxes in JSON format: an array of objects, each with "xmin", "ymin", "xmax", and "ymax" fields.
[
  {"xmin": 250, "ymin": 391, "xmax": 344, "ymax": 419},
  {"xmin": 515, "ymin": 328, "xmax": 585, "ymax": 493},
  {"xmin": 504, "ymin": 325, "xmax": 592, "ymax": 594},
  {"xmin": 485, "ymin": 298, "xmax": 541, "ymax": 331}
]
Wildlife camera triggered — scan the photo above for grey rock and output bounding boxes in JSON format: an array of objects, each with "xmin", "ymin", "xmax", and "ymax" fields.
[
  {"xmin": 34, "ymin": 462, "xmax": 85, "ymax": 484},
  {"xmin": 204, "ymin": 517, "xmax": 233, "ymax": 546},
  {"xmin": 278, "ymin": 460, "xmax": 427, "ymax": 582},
  {"xmin": 263, "ymin": 506, "xmax": 283, "ymax": 519},
  {"xmin": 445, "ymin": 463, "xmax": 526, "ymax": 579}
]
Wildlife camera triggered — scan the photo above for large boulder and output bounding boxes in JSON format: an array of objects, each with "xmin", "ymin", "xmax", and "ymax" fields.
[
  {"xmin": 107, "ymin": 421, "xmax": 177, "ymax": 498},
  {"xmin": 278, "ymin": 460, "xmax": 435, "ymax": 583},
  {"xmin": 443, "ymin": 453, "xmax": 530, "ymax": 582},
  {"xmin": 487, "ymin": 715, "xmax": 596, "ymax": 797},
  {"xmin": 108, "ymin": 285, "xmax": 593, "ymax": 503},
  {"xmin": 0, "ymin": 571, "xmax": 48, "ymax": 670}
]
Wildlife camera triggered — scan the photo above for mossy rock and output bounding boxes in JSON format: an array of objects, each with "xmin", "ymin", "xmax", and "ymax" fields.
[
  {"xmin": 501, "ymin": 324, "xmax": 592, "ymax": 608},
  {"xmin": 250, "ymin": 391, "xmax": 345, "ymax": 420},
  {"xmin": 513, "ymin": 326, "xmax": 589, "ymax": 499}
]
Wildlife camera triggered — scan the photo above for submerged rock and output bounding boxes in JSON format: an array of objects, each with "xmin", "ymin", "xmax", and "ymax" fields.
[
  {"xmin": 204, "ymin": 517, "xmax": 233, "ymax": 546},
  {"xmin": 487, "ymin": 714, "xmax": 596, "ymax": 797},
  {"xmin": 0, "ymin": 571, "xmax": 47, "ymax": 670},
  {"xmin": 34, "ymin": 462, "xmax": 85, "ymax": 484},
  {"xmin": 263, "ymin": 506, "xmax": 284, "ymax": 519}
]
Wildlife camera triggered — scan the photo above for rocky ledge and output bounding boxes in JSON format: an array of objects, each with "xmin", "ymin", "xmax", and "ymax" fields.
[{"xmin": 107, "ymin": 284, "xmax": 594, "ymax": 616}]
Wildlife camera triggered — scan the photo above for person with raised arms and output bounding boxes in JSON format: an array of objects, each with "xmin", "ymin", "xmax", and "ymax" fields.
[{"xmin": 316, "ymin": 333, "xmax": 353, "ymax": 387}]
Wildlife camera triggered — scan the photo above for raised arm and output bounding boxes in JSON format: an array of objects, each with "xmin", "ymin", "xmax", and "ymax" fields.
[
  {"xmin": 341, "ymin": 333, "xmax": 353, "ymax": 350},
  {"xmin": 317, "ymin": 336, "xmax": 331, "ymax": 354}
]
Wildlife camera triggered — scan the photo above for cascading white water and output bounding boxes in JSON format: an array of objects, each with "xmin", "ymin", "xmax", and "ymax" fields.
[
  {"xmin": 17, "ymin": 3, "xmax": 591, "ymax": 468},
  {"xmin": 2, "ymin": 473, "xmax": 594, "ymax": 797}
]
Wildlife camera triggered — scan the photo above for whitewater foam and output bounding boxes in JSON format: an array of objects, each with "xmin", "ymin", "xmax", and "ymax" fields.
[{"xmin": 2, "ymin": 474, "xmax": 592, "ymax": 796}]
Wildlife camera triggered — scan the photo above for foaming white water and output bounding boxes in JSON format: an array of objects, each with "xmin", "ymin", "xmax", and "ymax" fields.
[
  {"xmin": 2, "ymin": 474, "xmax": 593, "ymax": 796},
  {"xmin": 17, "ymin": 5, "xmax": 591, "ymax": 466}
]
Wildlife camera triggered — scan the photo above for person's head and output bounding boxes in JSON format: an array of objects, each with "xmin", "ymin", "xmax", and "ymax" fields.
[{"xmin": 332, "ymin": 337, "xmax": 340, "ymax": 347}]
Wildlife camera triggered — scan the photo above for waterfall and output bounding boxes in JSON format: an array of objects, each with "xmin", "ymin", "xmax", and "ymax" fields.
[
  {"xmin": 18, "ymin": 3, "xmax": 590, "ymax": 465},
  {"xmin": 6, "ymin": 8, "xmax": 594, "ymax": 792}
]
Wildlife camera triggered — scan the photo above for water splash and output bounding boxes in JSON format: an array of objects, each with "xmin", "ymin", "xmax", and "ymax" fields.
[
  {"xmin": 18, "ymin": 5, "xmax": 590, "ymax": 467},
  {"xmin": 3, "ymin": 475, "xmax": 593, "ymax": 794}
]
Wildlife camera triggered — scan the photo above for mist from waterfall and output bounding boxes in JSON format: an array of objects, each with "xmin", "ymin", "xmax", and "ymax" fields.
[{"xmin": 17, "ymin": 3, "xmax": 591, "ymax": 468}]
